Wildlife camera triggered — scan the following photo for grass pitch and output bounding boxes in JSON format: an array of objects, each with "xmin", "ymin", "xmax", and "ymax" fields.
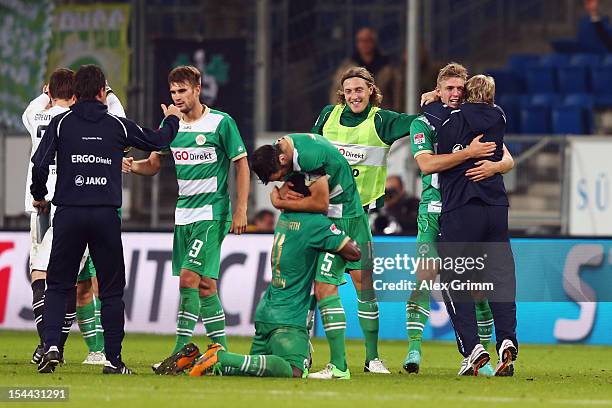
[{"xmin": 1, "ymin": 330, "xmax": 611, "ymax": 407}]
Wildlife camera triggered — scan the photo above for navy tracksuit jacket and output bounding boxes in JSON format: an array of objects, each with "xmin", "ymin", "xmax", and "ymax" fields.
[
  {"xmin": 31, "ymin": 100, "xmax": 179, "ymax": 365},
  {"xmin": 423, "ymin": 101, "xmax": 518, "ymax": 358}
]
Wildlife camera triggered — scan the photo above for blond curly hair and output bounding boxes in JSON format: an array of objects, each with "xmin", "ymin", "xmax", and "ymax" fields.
[
  {"xmin": 466, "ymin": 74, "xmax": 496, "ymax": 105},
  {"xmin": 336, "ymin": 66, "xmax": 383, "ymax": 106}
]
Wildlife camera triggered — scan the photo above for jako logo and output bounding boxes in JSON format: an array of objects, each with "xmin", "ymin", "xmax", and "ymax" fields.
[
  {"xmin": 86, "ymin": 177, "xmax": 107, "ymax": 185},
  {"xmin": 337, "ymin": 148, "xmax": 366, "ymax": 161},
  {"xmin": 452, "ymin": 144, "xmax": 464, "ymax": 153},
  {"xmin": 75, "ymin": 175, "xmax": 107, "ymax": 186}
]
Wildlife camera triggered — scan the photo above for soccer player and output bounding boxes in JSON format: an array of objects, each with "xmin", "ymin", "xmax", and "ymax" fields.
[
  {"xmin": 423, "ymin": 74, "xmax": 518, "ymax": 376},
  {"xmin": 123, "ymin": 66, "xmax": 250, "ymax": 370},
  {"xmin": 405, "ymin": 63, "xmax": 514, "ymax": 375},
  {"xmin": 312, "ymin": 66, "xmax": 420, "ymax": 373},
  {"xmin": 251, "ymin": 133, "xmax": 365, "ymax": 379},
  {"xmin": 23, "ymin": 70, "xmax": 124, "ymax": 365},
  {"xmin": 161, "ymin": 176, "xmax": 362, "ymax": 378}
]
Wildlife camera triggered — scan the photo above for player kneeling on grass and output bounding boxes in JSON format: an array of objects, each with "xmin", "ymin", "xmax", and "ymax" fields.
[{"xmin": 158, "ymin": 176, "xmax": 361, "ymax": 378}]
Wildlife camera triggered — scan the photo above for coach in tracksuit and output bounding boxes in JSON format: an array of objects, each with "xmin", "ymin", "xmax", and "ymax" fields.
[
  {"xmin": 423, "ymin": 75, "xmax": 518, "ymax": 376},
  {"xmin": 31, "ymin": 65, "xmax": 181, "ymax": 374}
]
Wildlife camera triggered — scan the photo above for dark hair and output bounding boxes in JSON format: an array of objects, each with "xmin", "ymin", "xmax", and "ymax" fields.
[
  {"xmin": 168, "ymin": 65, "xmax": 201, "ymax": 87},
  {"xmin": 254, "ymin": 209, "xmax": 275, "ymax": 221},
  {"xmin": 74, "ymin": 65, "xmax": 106, "ymax": 100},
  {"xmin": 48, "ymin": 68, "xmax": 74, "ymax": 100},
  {"xmin": 250, "ymin": 144, "xmax": 282, "ymax": 184},
  {"xmin": 286, "ymin": 173, "xmax": 311, "ymax": 197}
]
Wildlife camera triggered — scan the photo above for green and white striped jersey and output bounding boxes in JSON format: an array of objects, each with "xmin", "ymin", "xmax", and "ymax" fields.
[{"xmin": 166, "ymin": 107, "xmax": 247, "ymax": 225}]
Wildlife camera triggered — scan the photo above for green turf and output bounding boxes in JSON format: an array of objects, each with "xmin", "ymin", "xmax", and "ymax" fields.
[{"xmin": 1, "ymin": 330, "xmax": 611, "ymax": 407}]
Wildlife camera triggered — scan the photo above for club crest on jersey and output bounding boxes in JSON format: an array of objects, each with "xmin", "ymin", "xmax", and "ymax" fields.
[
  {"xmin": 329, "ymin": 224, "xmax": 342, "ymax": 235},
  {"xmin": 452, "ymin": 144, "xmax": 464, "ymax": 153},
  {"xmin": 195, "ymin": 134, "xmax": 206, "ymax": 145},
  {"xmin": 413, "ymin": 133, "xmax": 425, "ymax": 145}
]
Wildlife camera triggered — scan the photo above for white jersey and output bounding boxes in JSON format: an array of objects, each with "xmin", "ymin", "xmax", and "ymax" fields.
[{"xmin": 22, "ymin": 93, "xmax": 126, "ymax": 213}]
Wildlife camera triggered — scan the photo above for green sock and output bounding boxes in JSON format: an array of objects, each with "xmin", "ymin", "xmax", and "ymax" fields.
[
  {"xmin": 172, "ymin": 287, "xmax": 200, "ymax": 354},
  {"xmin": 318, "ymin": 295, "xmax": 347, "ymax": 371},
  {"xmin": 76, "ymin": 301, "xmax": 97, "ymax": 353},
  {"xmin": 93, "ymin": 297, "xmax": 104, "ymax": 352},
  {"xmin": 200, "ymin": 294, "xmax": 227, "ymax": 349},
  {"xmin": 406, "ymin": 285, "xmax": 431, "ymax": 353},
  {"xmin": 218, "ymin": 351, "xmax": 293, "ymax": 377},
  {"xmin": 357, "ymin": 295, "xmax": 379, "ymax": 362},
  {"xmin": 475, "ymin": 299, "xmax": 493, "ymax": 348}
]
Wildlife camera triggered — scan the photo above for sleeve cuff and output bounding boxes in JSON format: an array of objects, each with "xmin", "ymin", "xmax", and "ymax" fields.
[
  {"xmin": 413, "ymin": 150, "xmax": 433, "ymax": 158},
  {"xmin": 335, "ymin": 236, "xmax": 351, "ymax": 253},
  {"xmin": 231, "ymin": 152, "xmax": 248, "ymax": 161}
]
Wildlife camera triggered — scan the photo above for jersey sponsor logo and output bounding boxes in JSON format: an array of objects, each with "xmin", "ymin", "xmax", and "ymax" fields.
[
  {"xmin": 329, "ymin": 224, "xmax": 342, "ymax": 235},
  {"xmin": 172, "ymin": 147, "xmax": 217, "ymax": 165},
  {"xmin": 452, "ymin": 144, "xmax": 464, "ymax": 153},
  {"xmin": 75, "ymin": 175, "xmax": 107, "ymax": 186},
  {"xmin": 337, "ymin": 147, "xmax": 366, "ymax": 162},
  {"xmin": 71, "ymin": 155, "xmax": 112, "ymax": 165},
  {"xmin": 195, "ymin": 134, "xmax": 206, "ymax": 145},
  {"xmin": 413, "ymin": 132, "xmax": 425, "ymax": 144}
]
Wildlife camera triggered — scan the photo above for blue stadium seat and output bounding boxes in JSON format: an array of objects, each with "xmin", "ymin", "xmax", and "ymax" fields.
[
  {"xmin": 590, "ymin": 66, "xmax": 612, "ymax": 106},
  {"xmin": 525, "ymin": 66, "xmax": 557, "ymax": 93},
  {"xmin": 552, "ymin": 106, "xmax": 590, "ymax": 134},
  {"xmin": 570, "ymin": 53, "xmax": 602, "ymax": 67},
  {"xmin": 564, "ymin": 93, "xmax": 595, "ymax": 107},
  {"xmin": 539, "ymin": 53, "xmax": 570, "ymax": 67},
  {"xmin": 496, "ymin": 95, "xmax": 521, "ymax": 133},
  {"xmin": 520, "ymin": 105, "xmax": 551, "ymax": 134},
  {"xmin": 558, "ymin": 66, "xmax": 590, "ymax": 94},
  {"xmin": 602, "ymin": 54, "xmax": 612, "ymax": 66},
  {"xmin": 487, "ymin": 69, "xmax": 525, "ymax": 94},
  {"xmin": 508, "ymin": 54, "xmax": 540, "ymax": 71},
  {"xmin": 530, "ymin": 93, "xmax": 558, "ymax": 106}
]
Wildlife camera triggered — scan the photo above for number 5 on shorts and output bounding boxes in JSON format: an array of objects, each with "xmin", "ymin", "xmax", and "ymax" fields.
[
  {"xmin": 320, "ymin": 252, "xmax": 335, "ymax": 272},
  {"xmin": 189, "ymin": 239, "xmax": 204, "ymax": 257}
]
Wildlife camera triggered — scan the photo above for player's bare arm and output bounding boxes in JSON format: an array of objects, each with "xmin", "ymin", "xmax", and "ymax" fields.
[
  {"xmin": 270, "ymin": 176, "xmax": 329, "ymax": 214},
  {"xmin": 337, "ymin": 238, "xmax": 361, "ymax": 262},
  {"xmin": 123, "ymin": 152, "xmax": 161, "ymax": 175},
  {"xmin": 465, "ymin": 144, "xmax": 515, "ymax": 182},
  {"xmin": 415, "ymin": 135, "xmax": 495, "ymax": 175},
  {"xmin": 230, "ymin": 156, "xmax": 250, "ymax": 235}
]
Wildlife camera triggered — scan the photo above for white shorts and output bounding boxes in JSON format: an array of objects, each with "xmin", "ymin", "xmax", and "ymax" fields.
[{"xmin": 29, "ymin": 213, "xmax": 89, "ymax": 274}]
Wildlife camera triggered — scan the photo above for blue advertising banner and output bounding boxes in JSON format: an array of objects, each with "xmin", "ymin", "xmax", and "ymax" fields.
[{"xmin": 316, "ymin": 237, "xmax": 612, "ymax": 345}]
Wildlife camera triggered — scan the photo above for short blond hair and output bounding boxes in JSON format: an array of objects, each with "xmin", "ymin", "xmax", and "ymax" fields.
[
  {"xmin": 436, "ymin": 62, "xmax": 468, "ymax": 87},
  {"xmin": 466, "ymin": 74, "xmax": 496, "ymax": 105},
  {"xmin": 336, "ymin": 66, "xmax": 383, "ymax": 106}
]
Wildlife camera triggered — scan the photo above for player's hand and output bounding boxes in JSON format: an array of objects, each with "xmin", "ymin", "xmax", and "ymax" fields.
[
  {"xmin": 465, "ymin": 160, "xmax": 501, "ymax": 182},
  {"xmin": 161, "ymin": 104, "xmax": 181, "ymax": 119},
  {"xmin": 270, "ymin": 187, "xmax": 283, "ymax": 209},
  {"xmin": 279, "ymin": 182, "xmax": 304, "ymax": 200},
  {"xmin": 465, "ymin": 135, "xmax": 496, "ymax": 159},
  {"xmin": 230, "ymin": 209, "xmax": 248, "ymax": 235},
  {"xmin": 32, "ymin": 199, "xmax": 49, "ymax": 214},
  {"xmin": 420, "ymin": 90, "xmax": 438, "ymax": 106},
  {"xmin": 122, "ymin": 157, "xmax": 134, "ymax": 173}
]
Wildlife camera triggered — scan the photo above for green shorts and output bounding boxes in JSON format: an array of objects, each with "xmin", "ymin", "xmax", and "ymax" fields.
[
  {"xmin": 249, "ymin": 322, "xmax": 309, "ymax": 373},
  {"xmin": 416, "ymin": 212, "xmax": 440, "ymax": 258},
  {"xmin": 172, "ymin": 220, "xmax": 231, "ymax": 278},
  {"xmin": 315, "ymin": 213, "xmax": 373, "ymax": 286},
  {"xmin": 78, "ymin": 257, "xmax": 96, "ymax": 282}
]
